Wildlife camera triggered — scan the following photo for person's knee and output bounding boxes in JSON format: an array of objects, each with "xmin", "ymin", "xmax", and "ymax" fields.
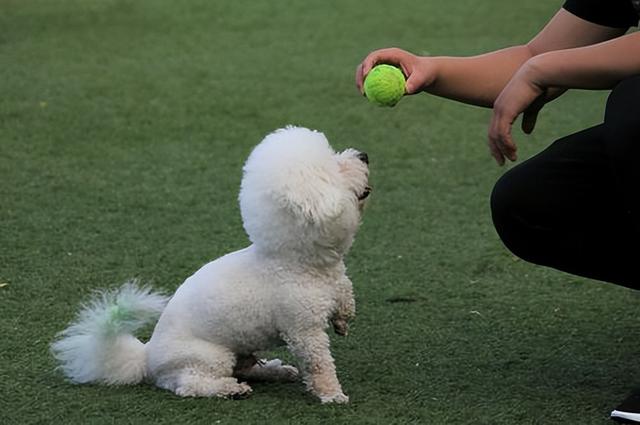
[
  {"xmin": 490, "ymin": 170, "xmax": 533, "ymax": 261},
  {"xmin": 490, "ymin": 171, "xmax": 513, "ymax": 230},
  {"xmin": 491, "ymin": 167, "xmax": 557, "ymax": 266}
]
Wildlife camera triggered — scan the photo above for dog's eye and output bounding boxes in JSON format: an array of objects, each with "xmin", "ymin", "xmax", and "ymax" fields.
[{"xmin": 357, "ymin": 187, "xmax": 371, "ymax": 201}]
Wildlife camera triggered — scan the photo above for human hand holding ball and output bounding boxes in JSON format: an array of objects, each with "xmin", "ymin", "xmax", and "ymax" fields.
[
  {"xmin": 356, "ymin": 48, "xmax": 439, "ymax": 107},
  {"xmin": 363, "ymin": 64, "xmax": 406, "ymax": 107}
]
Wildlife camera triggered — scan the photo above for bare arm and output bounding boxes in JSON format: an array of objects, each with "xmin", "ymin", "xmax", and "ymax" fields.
[
  {"xmin": 527, "ymin": 31, "xmax": 640, "ymax": 90},
  {"xmin": 429, "ymin": 10, "xmax": 624, "ymax": 106},
  {"xmin": 489, "ymin": 29, "xmax": 640, "ymax": 164},
  {"xmin": 356, "ymin": 9, "xmax": 626, "ymax": 107}
]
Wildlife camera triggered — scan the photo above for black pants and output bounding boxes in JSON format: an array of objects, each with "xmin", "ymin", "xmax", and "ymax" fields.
[{"xmin": 490, "ymin": 76, "xmax": 640, "ymax": 289}]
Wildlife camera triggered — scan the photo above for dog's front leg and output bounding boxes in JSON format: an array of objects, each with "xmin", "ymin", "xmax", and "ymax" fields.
[
  {"xmin": 283, "ymin": 329, "xmax": 348, "ymax": 404},
  {"xmin": 331, "ymin": 276, "xmax": 355, "ymax": 336}
]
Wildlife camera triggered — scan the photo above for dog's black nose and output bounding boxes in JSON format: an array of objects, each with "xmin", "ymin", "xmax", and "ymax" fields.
[{"xmin": 357, "ymin": 152, "xmax": 369, "ymax": 164}]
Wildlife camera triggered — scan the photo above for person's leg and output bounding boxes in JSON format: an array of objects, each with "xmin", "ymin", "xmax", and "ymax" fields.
[
  {"xmin": 600, "ymin": 75, "xmax": 640, "ymax": 423},
  {"xmin": 603, "ymin": 75, "xmax": 640, "ymax": 233},
  {"xmin": 490, "ymin": 123, "xmax": 640, "ymax": 289},
  {"xmin": 491, "ymin": 76, "xmax": 640, "ymax": 422}
]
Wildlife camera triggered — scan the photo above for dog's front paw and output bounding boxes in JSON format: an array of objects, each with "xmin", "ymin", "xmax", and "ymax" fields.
[
  {"xmin": 331, "ymin": 318, "xmax": 349, "ymax": 336},
  {"xmin": 319, "ymin": 392, "xmax": 349, "ymax": 404}
]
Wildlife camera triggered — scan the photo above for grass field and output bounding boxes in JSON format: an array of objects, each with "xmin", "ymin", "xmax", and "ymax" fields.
[{"xmin": 2, "ymin": 0, "xmax": 639, "ymax": 424}]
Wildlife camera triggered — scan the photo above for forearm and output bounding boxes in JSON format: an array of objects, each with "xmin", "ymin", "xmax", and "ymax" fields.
[
  {"xmin": 426, "ymin": 45, "xmax": 534, "ymax": 108},
  {"xmin": 422, "ymin": 9, "xmax": 627, "ymax": 107},
  {"xmin": 527, "ymin": 31, "xmax": 640, "ymax": 90}
]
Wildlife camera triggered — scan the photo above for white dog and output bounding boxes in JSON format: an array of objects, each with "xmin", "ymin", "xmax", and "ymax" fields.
[{"xmin": 51, "ymin": 126, "xmax": 371, "ymax": 403}]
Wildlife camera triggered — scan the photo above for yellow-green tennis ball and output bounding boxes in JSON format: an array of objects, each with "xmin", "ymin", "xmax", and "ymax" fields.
[{"xmin": 363, "ymin": 64, "xmax": 406, "ymax": 107}]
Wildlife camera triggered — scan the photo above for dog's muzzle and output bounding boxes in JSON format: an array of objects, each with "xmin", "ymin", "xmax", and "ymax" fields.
[
  {"xmin": 356, "ymin": 151, "xmax": 370, "ymax": 201},
  {"xmin": 358, "ymin": 187, "xmax": 371, "ymax": 201}
]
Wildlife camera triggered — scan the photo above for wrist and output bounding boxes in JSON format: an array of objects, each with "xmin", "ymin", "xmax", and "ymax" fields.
[
  {"xmin": 422, "ymin": 56, "xmax": 443, "ymax": 91},
  {"xmin": 520, "ymin": 55, "xmax": 548, "ymax": 90}
]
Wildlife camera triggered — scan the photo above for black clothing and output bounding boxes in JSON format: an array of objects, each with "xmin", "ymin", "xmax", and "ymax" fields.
[
  {"xmin": 489, "ymin": 2, "xmax": 640, "ymax": 421},
  {"xmin": 490, "ymin": 76, "xmax": 640, "ymax": 289},
  {"xmin": 490, "ymin": 2, "xmax": 640, "ymax": 289},
  {"xmin": 563, "ymin": 0, "xmax": 639, "ymax": 28}
]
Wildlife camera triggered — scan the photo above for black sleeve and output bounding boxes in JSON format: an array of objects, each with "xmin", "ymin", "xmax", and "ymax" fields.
[{"xmin": 563, "ymin": 0, "xmax": 638, "ymax": 28}]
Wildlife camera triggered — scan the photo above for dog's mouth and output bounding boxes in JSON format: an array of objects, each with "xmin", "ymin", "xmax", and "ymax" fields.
[{"xmin": 357, "ymin": 186, "xmax": 372, "ymax": 201}]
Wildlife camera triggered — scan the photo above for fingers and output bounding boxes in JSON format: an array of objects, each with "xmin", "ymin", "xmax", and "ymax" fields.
[
  {"xmin": 487, "ymin": 138, "xmax": 506, "ymax": 166},
  {"xmin": 488, "ymin": 110, "xmax": 518, "ymax": 166},
  {"xmin": 355, "ymin": 48, "xmax": 408, "ymax": 94},
  {"xmin": 356, "ymin": 52, "xmax": 384, "ymax": 93},
  {"xmin": 521, "ymin": 94, "xmax": 545, "ymax": 134},
  {"xmin": 521, "ymin": 109, "xmax": 539, "ymax": 134},
  {"xmin": 405, "ymin": 69, "xmax": 425, "ymax": 95},
  {"xmin": 361, "ymin": 48, "xmax": 401, "ymax": 75},
  {"xmin": 355, "ymin": 63, "xmax": 365, "ymax": 94}
]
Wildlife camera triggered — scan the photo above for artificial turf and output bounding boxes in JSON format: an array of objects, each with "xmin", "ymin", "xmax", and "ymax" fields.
[{"xmin": 2, "ymin": 0, "xmax": 639, "ymax": 424}]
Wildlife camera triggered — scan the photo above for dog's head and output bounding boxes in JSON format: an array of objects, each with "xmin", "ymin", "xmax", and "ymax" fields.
[{"xmin": 239, "ymin": 126, "xmax": 370, "ymax": 265}]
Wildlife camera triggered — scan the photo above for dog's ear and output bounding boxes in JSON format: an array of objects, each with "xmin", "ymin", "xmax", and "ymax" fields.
[
  {"xmin": 241, "ymin": 126, "xmax": 346, "ymax": 225},
  {"xmin": 278, "ymin": 173, "xmax": 344, "ymax": 224}
]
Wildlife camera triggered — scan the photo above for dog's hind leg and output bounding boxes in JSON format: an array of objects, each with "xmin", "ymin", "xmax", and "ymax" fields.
[
  {"xmin": 149, "ymin": 339, "xmax": 252, "ymax": 398},
  {"xmin": 234, "ymin": 355, "xmax": 299, "ymax": 382}
]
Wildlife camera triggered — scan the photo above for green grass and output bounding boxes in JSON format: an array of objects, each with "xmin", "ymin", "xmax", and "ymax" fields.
[{"xmin": 2, "ymin": 0, "xmax": 639, "ymax": 424}]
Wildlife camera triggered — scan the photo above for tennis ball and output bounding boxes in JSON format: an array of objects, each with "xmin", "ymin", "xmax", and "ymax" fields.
[{"xmin": 363, "ymin": 64, "xmax": 406, "ymax": 107}]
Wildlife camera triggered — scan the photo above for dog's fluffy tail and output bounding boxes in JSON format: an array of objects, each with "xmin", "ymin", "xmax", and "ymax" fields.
[{"xmin": 51, "ymin": 280, "xmax": 169, "ymax": 385}]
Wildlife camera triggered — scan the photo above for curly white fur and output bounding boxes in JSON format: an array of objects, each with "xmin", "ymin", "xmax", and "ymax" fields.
[
  {"xmin": 51, "ymin": 126, "xmax": 370, "ymax": 403},
  {"xmin": 51, "ymin": 281, "xmax": 169, "ymax": 385}
]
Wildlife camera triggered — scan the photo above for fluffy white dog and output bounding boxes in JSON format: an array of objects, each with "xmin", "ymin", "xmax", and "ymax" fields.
[{"xmin": 51, "ymin": 126, "xmax": 371, "ymax": 403}]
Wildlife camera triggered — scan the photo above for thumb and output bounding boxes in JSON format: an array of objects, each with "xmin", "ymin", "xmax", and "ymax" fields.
[
  {"xmin": 405, "ymin": 71, "xmax": 424, "ymax": 95},
  {"xmin": 521, "ymin": 95, "xmax": 545, "ymax": 134},
  {"xmin": 521, "ymin": 108, "xmax": 539, "ymax": 134}
]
